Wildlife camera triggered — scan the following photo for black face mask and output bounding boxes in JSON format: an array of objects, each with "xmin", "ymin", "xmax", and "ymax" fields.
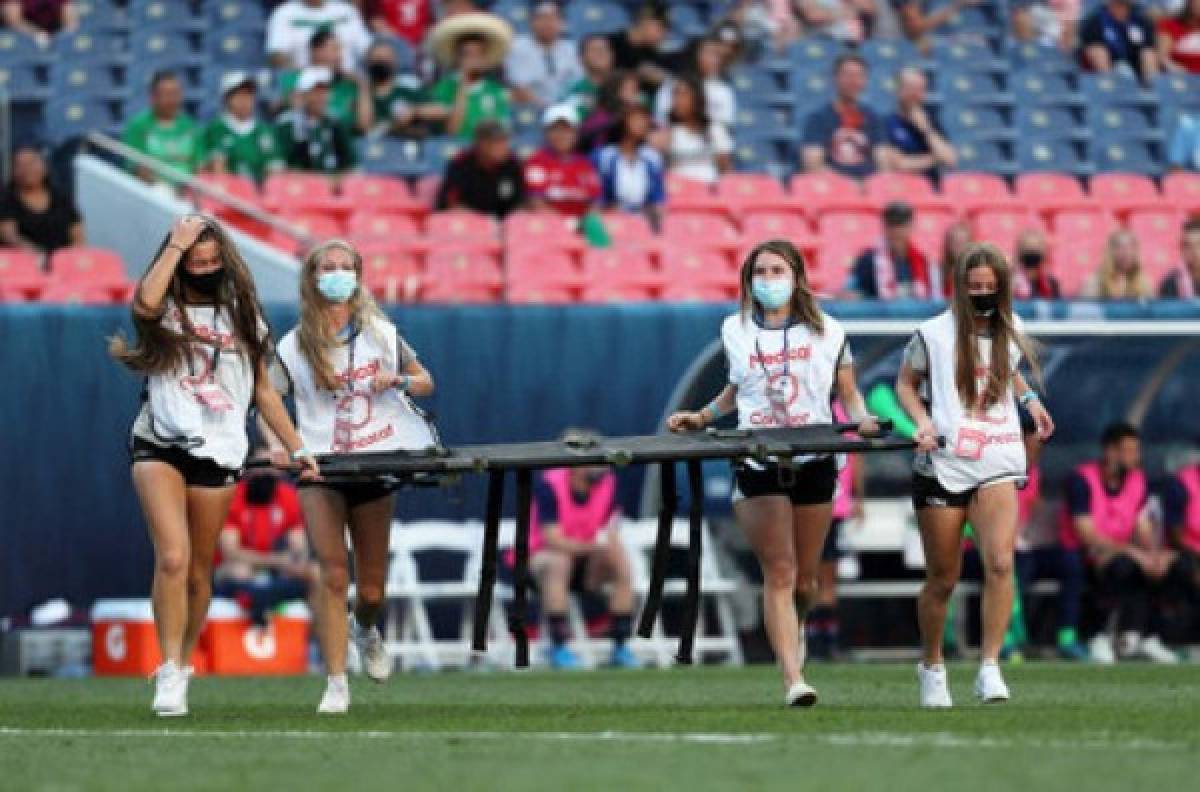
[
  {"xmin": 245, "ymin": 473, "xmax": 279, "ymax": 505},
  {"xmin": 970, "ymin": 292, "xmax": 998, "ymax": 316},
  {"xmin": 366, "ymin": 61, "xmax": 394, "ymax": 83},
  {"xmin": 180, "ymin": 267, "xmax": 225, "ymax": 297},
  {"xmin": 1020, "ymin": 251, "xmax": 1044, "ymax": 270}
]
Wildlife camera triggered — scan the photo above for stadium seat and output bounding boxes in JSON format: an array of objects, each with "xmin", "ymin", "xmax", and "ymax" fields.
[
  {"xmin": 507, "ymin": 283, "xmax": 577, "ymax": 304},
  {"xmin": 940, "ymin": 172, "xmax": 1020, "ymax": 212},
  {"xmin": 211, "ymin": 31, "xmax": 265, "ymax": 68},
  {"xmin": 43, "ymin": 97, "xmax": 120, "ymax": 144},
  {"xmin": 788, "ymin": 172, "xmax": 869, "ymax": 214},
  {"xmin": 1011, "ymin": 42, "xmax": 1075, "ymax": 74},
  {"xmin": 730, "ymin": 137, "xmax": 779, "ymax": 175},
  {"xmin": 0, "ymin": 249, "xmax": 47, "ymax": 300},
  {"xmin": 263, "ymin": 173, "xmax": 341, "ymax": 213},
  {"xmin": 859, "ymin": 38, "xmax": 920, "ymax": 72},
  {"xmin": 658, "ymin": 283, "xmax": 735, "ymax": 302},
  {"xmin": 662, "ymin": 213, "xmax": 741, "ymax": 254},
  {"xmin": 50, "ymin": 62, "xmax": 123, "ymax": 100},
  {"xmin": 1081, "ymin": 73, "xmax": 1157, "ymax": 109},
  {"xmin": 813, "ymin": 240, "xmax": 861, "ymax": 293},
  {"xmin": 504, "ymin": 211, "xmax": 586, "ymax": 253},
  {"xmin": 211, "ymin": 0, "xmax": 267, "ymax": 30},
  {"xmin": 75, "ymin": 0, "xmax": 128, "ymax": 33},
  {"xmin": 658, "ymin": 249, "xmax": 738, "ymax": 295},
  {"xmin": 912, "ymin": 211, "xmax": 958, "ymax": 261},
  {"xmin": 1016, "ymin": 139, "xmax": 1092, "ymax": 178},
  {"xmin": 1089, "ymin": 105, "xmax": 1159, "ymax": 141},
  {"xmin": 1051, "ymin": 244, "xmax": 1101, "ymax": 298},
  {"xmin": 790, "ymin": 71, "xmax": 832, "ymax": 106},
  {"xmin": 716, "ymin": 174, "xmax": 794, "ymax": 213},
  {"xmin": 974, "ymin": 210, "xmax": 1044, "ymax": 253},
  {"xmin": 1011, "ymin": 71, "xmax": 1081, "ymax": 106},
  {"xmin": 580, "ymin": 247, "xmax": 660, "ymax": 291},
  {"xmin": 420, "ymin": 282, "xmax": 502, "ymax": 303},
  {"xmin": 729, "ymin": 67, "xmax": 788, "ymax": 106},
  {"xmin": 270, "ymin": 213, "xmax": 343, "ymax": 253},
  {"xmin": 130, "ymin": 31, "xmax": 205, "ymax": 69},
  {"xmin": 48, "ymin": 247, "xmax": 131, "ymax": 300},
  {"xmin": 0, "ymin": 61, "xmax": 48, "ymax": 101},
  {"xmin": 423, "ymin": 248, "xmax": 504, "ymax": 300},
  {"xmin": 1162, "ymin": 172, "xmax": 1200, "ymax": 212},
  {"xmin": 1016, "ymin": 169, "xmax": 1092, "ymax": 206},
  {"xmin": 817, "ymin": 212, "xmax": 882, "ymax": 248},
  {"xmin": 782, "ymin": 37, "xmax": 842, "ymax": 70},
  {"xmin": 346, "ymin": 212, "xmax": 421, "ymax": 243},
  {"xmin": 1052, "ymin": 210, "xmax": 1118, "ymax": 240},
  {"xmin": 597, "ymin": 212, "xmax": 654, "ymax": 244},
  {"xmin": 566, "ymin": 2, "xmax": 630, "ymax": 36},
  {"xmin": 1089, "ymin": 173, "xmax": 1162, "ymax": 214},
  {"xmin": 1127, "ymin": 210, "xmax": 1184, "ymax": 252},
  {"xmin": 941, "ymin": 105, "xmax": 1014, "ymax": 143},
  {"xmin": 507, "ymin": 250, "xmax": 585, "ymax": 293},
  {"xmin": 340, "ymin": 174, "xmax": 424, "ymax": 216},
  {"xmin": 952, "ymin": 140, "xmax": 1015, "ymax": 176},
  {"xmin": 1139, "ymin": 238, "xmax": 1176, "ymax": 285},
  {"xmin": 1016, "ymin": 105, "xmax": 1087, "ymax": 142},
  {"xmin": 192, "ymin": 173, "xmax": 261, "ymax": 233},
  {"xmin": 741, "ymin": 212, "xmax": 814, "ymax": 249},
  {"xmin": 358, "ymin": 244, "xmax": 421, "ymax": 303},
  {"xmin": 1092, "ymin": 137, "xmax": 1161, "ymax": 176},
  {"xmin": 1155, "ymin": 72, "xmax": 1200, "ymax": 109},
  {"xmin": 664, "ymin": 174, "xmax": 722, "ymax": 213},
  {"xmin": 0, "ymin": 31, "xmax": 48, "ymax": 63},
  {"xmin": 863, "ymin": 173, "xmax": 949, "ymax": 211},
  {"xmin": 52, "ymin": 31, "xmax": 121, "ymax": 62},
  {"xmin": 37, "ymin": 281, "xmax": 120, "ymax": 304},
  {"xmin": 425, "ymin": 210, "xmax": 500, "ymax": 249},
  {"xmin": 937, "ymin": 72, "xmax": 1011, "ymax": 108},
  {"xmin": 361, "ymin": 137, "xmax": 431, "ymax": 178},
  {"xmin": 491, "ymin": 0, "xmax": 532, "ymax": 33},
  {"xmin": 931, "ymin": 39, "xmax": 1005, "ymax": 73},
  {"xmin": 413, "ymin": 175, "xmax": 441, "ymax": 208},
  {"xmin": 666, "ymin": 4, "xmax": 706, "ymax": 38}
]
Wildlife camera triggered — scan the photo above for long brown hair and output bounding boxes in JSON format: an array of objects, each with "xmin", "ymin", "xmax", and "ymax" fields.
[
  {"xmin": 950, "ymin": 243, "xmax": 1041, "ymax": 411},
  {"xmin": 738, "ymin": 238, "xmax": 824, "ymax": 335},
  {"xmin": 110, "ymin": 217, "xmax": 269, "ymax": 375},
  {"xmin": 296, "ymin": 239, "xmax": 391, "ymax": 391}
]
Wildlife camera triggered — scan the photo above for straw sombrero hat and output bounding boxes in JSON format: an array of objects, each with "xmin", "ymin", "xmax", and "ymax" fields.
[{"xmin": 428, "ymin": 12, "xmax": 513, "ymax": 70}]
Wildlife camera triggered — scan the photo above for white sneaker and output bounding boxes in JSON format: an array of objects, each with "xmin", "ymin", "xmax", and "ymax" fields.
[
  {"xmin": 974, "ymin": 662, "xmax": 1010, "ymax": 703},
  {"xmin": 352, "ymin": 618, "xmax": 392, "ymax": 682},
  {"xmin": 917, "ymin": 663, "xmax": 953, "ymax": 709},
  {"xmin": 1089, "ymin": 633, "xmax": 1117, "ymax": 665},
  {"xmin": 1118, "ymin": 630, "xmax": 1143, "ymax": 659},
  {"xmin": 151, "ymin": 661, "xmax": 188, "ymax": 717},
  {"xmin": 1135, "ymin": 635, "xmax": 1179, "ymax": 664},
  {"xmin": 785, "ymin": 679, "xmax": 818, "ymax": 708},
  {"xmin": 317, "ymin": 674, "xmax": 350, "ymax": 715}
]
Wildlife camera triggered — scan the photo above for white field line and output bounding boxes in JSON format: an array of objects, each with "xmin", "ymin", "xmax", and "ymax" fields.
[{"xmin": 0, "ymin": 727, "xmax": 1190, "ymax": 752}]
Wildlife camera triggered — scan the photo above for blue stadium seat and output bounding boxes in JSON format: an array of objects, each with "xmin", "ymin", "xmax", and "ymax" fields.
[
  {"xmin": 375, "ymin": 35, "xmax": 416, "ymax": 71},
  {"xmin": 0, "ymin": 61, "xmax": 49, "ymax": 101},
  {"xmin": 1080, "ymin": 73, "xmax": 1157, "ymax": 108},
  {"xmin": 783, "ymin": 37, "xmax": 844, "ymax": 72},
  {"xmin": 666, "ymin": 4, "xmax": 706, "ymax": 39},
  {"xmin": 131, "ymin": 31, "xmax": 207, "ymax": 70},
  {"xmin": 1009, "ymin": 41, "xmax": 1074, "ymax": 74},
  {"xmin": 511, "ymin": 104, "xmax": 540, "ymax": 135},
  {"xmin": 731, "ymin": 136, "xmax": 777, "ymax": 173},
  {"xmin": 1155, "ymin": 72, "xmax": 1200, "ymax": 110},
  {"xmin": 729, "ymin": 67, "xmax": 789, "ymax": 106},
  {"xmin": 130, "ymin": 0, "xmax": 206, "ymax": 33},
  {"xmin": 76, "ymin": 0, "xmax": 130, "ymax": 33},
  {"xmin": 941, "ymin": 105, "xmax": 1014, "ymax": 143},
  {"xmin": 566, "ymin": 2, "xmax": 629, "ymax": 36},
  {"xmin": 52, "ymin": 31, "xmax": 124, "ymax": 63},
  {"xmin": 1092, "ymin": 135, "xmax": 1162, "ymax": 175},
  {"xmin": 937, "ymin": 72, "xmax": 1012, "ymax": 107},
  {"xmin": 1017, "ymin": 138, "xmax": 1092, "ymax": 176},
  {"xmin": 790, "ymin": 71, "xmax": 832, "ymax": 107},
  {"xmin": 43, "ymin": 97, "xmax": 122, "ymax": 144},
  {"xmin": 953, "ymin": 139, "xmax": 1015, "ymax": 176},
  {"xmin": 491, "ymin": 0, "xmax": 532, "ymax": 33},
  {"xmin": 735, "ymin": 104, "xmax": 795, "ymax": 138},
  {"xmin": 211, "ymin": 31, "xmax": 268, "ymax": 69},
  {"xmin": 211, "ymin": 0, "xmax": 267, "ymax": 30},
  {"xmin": 49, "ymin": 62, "xmax": 124, "ymax": 101},
  {"xmin": 362, "ymin": 137, "xmax": 432, "ymax": 178},
  {"xmin": 931, "ymin": 39, "xmax": 1006, "ymax": 74},
  {"xmin": 0, "ymin": 31, "xmax": 48, "ymax": 64},
  {"xmin": 424, "ymin": 136, "xmax": 466, "ymax": 176},
  {"xmin": 859, "ymin": 38, "xmax": 921, "ymax": 72},
  {"xmin": 1016, "ymin": 105, "xmax": 1089, "ymax": 143},
  {"xmin": 1011, "ymin": 71, "xmax": 1082, "ymax": 106},
  {"xmin": 1089, "ymin": 105, "xmax": 1160, "ymax": 142}
]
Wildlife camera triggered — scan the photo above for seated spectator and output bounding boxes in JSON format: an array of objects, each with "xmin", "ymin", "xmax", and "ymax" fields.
[
  {"xmin": 593, "ymin": 103, "xmax": 665, "ymax": 227},
  {"xmin": 1059, "ymin": 423, "xmax": 1180, "ymax": 664},
  {"xmin": 797, "ymin": 0, "xmax": 874, "ymax": 45},
  {"xmin": 517, "ymin": 430, "xmax": 637, "ymax": 670},
  {"xmin": 122, "ymin": 70, "xmax": 203, "ymax": 184},
  {"xmin": 1160, "ymin": 440, "xmax": 1200, "ymax": 611},
  {"xmin": 364, "ymin": 40, "xmax": 441, "ymax": 138},
  {"xmin": 578, "ymin": 70, "xmax": 643, "ymax": 153},
  {"xmin": 1158, "ymin": 0, "xmax": 1200, "ymax": 73},
  {"xmin": 1011, "ymin": 0, "xmax": 1081, "ymax": 50},
  {"xmin": 1168, "ymin": 111, "xmax": 1200, "ymax": 170},
  {"xmin": 202, "ymin": 73, "xmax": 284, "ymax": 185},
  {"xmin": 429, "ymin": 18, "xmax": 514, "ymax": 140},
  {"xmin": 505, "ymin": 1, "xmax": 581, "ymax": 109},
  {"xmin": 893, "ymin": 0, "xmax": 979, "ymax": 53},
  {"xmin": 1079, "ymin": 0, "xmax": 1160, "ymax": 82},
  {"xmin": 1, "ymin": 0, "xmax": 77, "ymax": 46},
  {"xmin": 844, "ymin": 201, "xmax": 934, "ymax": 299},
  {"xmin": 1159, "ymin": 216, "xmax": 1200, "ymax": 298},
  {"xmin": 362, "ymin": 0, "xmax": 434, "ymax": 48},
  {"xmin": 0, "ymin": 146, "xmax": 83, "ymax": 254},
  {"xmin": 1081, "ymin": 228, "xmax": 1153, "ymax": 299},
  {"xmin": 885, "ymin": 67, "xmax": 956, "ymax": 182},
  {"xmin": 274, "ymin": 67, "xmax": 358, "ymax": 174},
  {"xmin": 1013, "ymin": 228, "xmax": 1063, "ymax": 299},
  {"xmin": 267, "ymin": 0, "xmax": 371, "ymax": 72},
  {"xmin": 524, "ymin": 105, "xmax": 600, "ymax": 219},
  {"xmin": 663, "ymin": 76, "xmax": 733, "ymax": 185},
  {"xmin": 654, "ymin": 36, "xmax": 736, "ymax": 130},
  {"xmin": 801, "ymin": 54, "xmax": 891, "ymax": 180},
  {"xmin": 562, "ymin": 34, "xmax": 615, "ymax": 118},
  {"xmin": 214, "ymin": 463, "xmax": 316, "ymax": 626},
  {"xmin": 608, "ymin": 2, "xmax": 680, "ymax": 96},
  {"xmin": 935, "ymin": 219, "xmax": 972, "ymax": 297},
  {"xmin": 435, "ymin": 119, "xmax": 525, "ymax": 217},
  {"xmin": 276, "ymin": 29, "xmax": 370, "ymax": 135}
]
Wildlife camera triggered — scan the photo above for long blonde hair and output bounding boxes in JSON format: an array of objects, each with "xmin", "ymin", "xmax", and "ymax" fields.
[
  {"xmin": 110, "ymin": 217, "xmax": 269, "ymax": 375},
  {"xmin": 297, "ymin": 239, "xmax": 392, "ymax": 391},
  {"xmin": 1095, "ymin": 229, "xmax": 1153, "ymax": 299},
  {"xmin": 951, "ymin": 243, "xmax": 1041, "ymax": 411},
  {"xmin": 738, "ymin": 238, "xmax": 824, "ymax": 335}
]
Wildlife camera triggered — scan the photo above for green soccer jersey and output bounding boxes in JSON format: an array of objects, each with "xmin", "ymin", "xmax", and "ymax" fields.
[
  {"xmin": 277, "ymin": 71, "xmax": 361, "ymax": 132},
  {"xmin": 202, "ymin": 116, "xmax": 284, "ymax": 184},
  {"xmin": 430, "ymin": 74, "xmax": 511, "ymax": 140},
  {"xmin": 561, "ymin": 76, "xmax": 598, "ymax": 114},
  {"xmin": 274, "ymin": 111, "xmax": 357, "ymax": 173},
  {"xmin": 122, "ymin": 110, "xmax": 202, "ymax": 176},
  {"xmin": 371, "ymin": 75, "xmax": 427, "ymax": 128}
]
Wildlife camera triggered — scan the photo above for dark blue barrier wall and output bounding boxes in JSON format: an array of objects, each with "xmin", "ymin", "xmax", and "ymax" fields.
[{"xmin": 3, "ymin": 301, "xmax": 1199, "ymax": 616}]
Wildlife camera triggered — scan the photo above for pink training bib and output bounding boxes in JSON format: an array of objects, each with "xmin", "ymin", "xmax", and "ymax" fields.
[
  {"xmin": 527, "ymin": 468, "xmax": 617, "ymax": 556},
  {"xmin": 1058, "ymin": 461, "xmax": 1145, "ymax": 550},
  {"xmin": 1176, "ymin": 465, "xmax": 1200, "ymax": 554}
]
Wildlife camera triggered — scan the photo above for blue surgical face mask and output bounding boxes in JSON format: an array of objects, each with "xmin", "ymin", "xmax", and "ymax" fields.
[
  {"xmin": 751, "ymin": 277, "xmax": 793, "ymax": 310},
  {"xmin": 317, "ymin": 270, "xmax": 357, "ymax": 302}
]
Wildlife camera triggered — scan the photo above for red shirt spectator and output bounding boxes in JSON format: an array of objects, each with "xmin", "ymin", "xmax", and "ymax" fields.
[
  {"xmin": 524, "ymin": 104, "xmax": 601, "ymax": 217},
  {"xmin": 364, "ymin": 0, "xmax": 434, "ymax": 48},
  {"xmin": 1158, "ymin": 0, "xmax": 1200, "ymax": 74},
  {"xmin": 219, "ymin": 475, "xmax": 304, "ymax": 563}
]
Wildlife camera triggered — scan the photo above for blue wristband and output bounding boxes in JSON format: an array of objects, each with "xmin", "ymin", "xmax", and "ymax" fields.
[
  {"xmin": 394, "ymin": 374, "xmax": 410, "ymax": 392},
  {"xmin": 290, "ymin": 448, "xmax": 312, "ymax": 462},
  {"xmin": 1019, "ymin": 390, "xmax": 1039, "ymax": 406}
]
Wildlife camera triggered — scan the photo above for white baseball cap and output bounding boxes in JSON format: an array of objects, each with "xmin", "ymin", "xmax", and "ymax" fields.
[
  {"xmin": 219, "ymin": 71, "xmax": 255, "ymax": 97},
  {"xmin": 542, "ymin": 103, "xmax": 578, "ymax": 128},
  {"xmin": 296, "ymin": 66, "xmax": 333, "ymax": 93}
]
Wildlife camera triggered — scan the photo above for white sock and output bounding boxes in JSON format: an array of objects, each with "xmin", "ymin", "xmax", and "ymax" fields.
[
  {"xmin": 328, "ymin": 673, "xmax": 348, "ymax": 685},
  {"xmin": 922, "ymin": 662, "xmax": 945, "ymax": 673},
  {"xmin": 981, "ymin": 658, "xmax": 999, "ymax": 669}
]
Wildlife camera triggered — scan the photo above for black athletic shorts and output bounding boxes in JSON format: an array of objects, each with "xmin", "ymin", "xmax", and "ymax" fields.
[
  {"xmin": 130, "ymin": 438, "xmax": 240, "ymax": 488},
  {"xmin": 911, "ymin": 472, "xmax": 975, "ymax": 511},
  {"xmin": 299, "ymin": 480, "xmax": 398, "ymax": 509},
  {"xmin": 733, "ymin": 455, "xmax": 838, "ymax": 506}
]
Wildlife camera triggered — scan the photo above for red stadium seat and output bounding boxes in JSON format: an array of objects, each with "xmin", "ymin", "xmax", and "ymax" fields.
[
  {"xmin": 340, "ymin": 174, "xmax": 424, "ymax": 215},
  {"xmin": 716, "ymin": 174, "xmax": 794, "ymax": 212},
  {"xmin": 1051, "ymin": 245, "xmax": 1099, "ymax": 298},
  {"xmin": 0, "ymin": 249, "xmax": 47, "ymax": 300},
  {"xmin": 659, "ymin": 249, "xmax": 738, "ymax": 296},
  {"xmin": 422, "ymin": 247, "xmax": 503, "ymax": 302},
  {"xmin": 664, "ymin": 174, "xmax": 722, "ymax": 212},
  {"xmin": 940, "ymin": 172, "xmax": 1019, "ymax": 212},
  {"xmin": 38, "ymin": 280, "xmax": 119, "ymax": 304},
  {"xmin": 597, "ymin": 211, "xmax": 654, "ymax": 244},
  {"xmin": 816, "ymin": 211, "xmax": 881, "ymax": 245},
  {"xmin": 507, "ymin": 250, "xmax": 585, "ymax": 292},
  {"xmin": 789, "ymin": 172, "xmax": 870, "ymax": 215},
  {"xmin": 1014, "ymin": 172, "xmax": 1092, "ymax": 214},
  {"xmin": 424, "ymin": 210, "xmax": 501, "ymax": 253},
  {"xmin": 863, "ymin": 172, "xmax": 949, "ymax": 211},
  {"xmin": 662, "ymin": 213, "xmax": 741, "ymax": 253},
  {"xmin": 271, "ymin": 213, "xmax": 344, "ymax": 254},
  {"xmin": 1089, "ymin": 173, "xmax": 1162, "ymax": 214},
  {"xmin": 659, "ymin": 283, "xmax": 735, "ymax": 302},
  {"xmin": 1140, "ymin": 243, "xmax": 1175, "ymax": 285},
  {"xmin": 507, "ymin": 284, "xmax": 578, "ymax": 304},
  {"xmin": 812, "ymin": 241, "xmax": 860, "ymax": 294},
  {"xmin": 974, "ymin": 211, "xmax": 1044, "ymax": 253},
  {"xmin": 741, "ymin": 212, "xmax": 814, "ymax": 249},
  {"xmin": 911, "ymin": 210, "xmax": 957, "ymax": 262},
  {"xmin": 504, "ymin": 210, "xmax": 585, "ymax": 252},
  {"xmin": 580, "ymin": 247, "xmax": 661, "ymax": 290},
  {"xmin": 413, "ymin": 175, "xmax": 441, "ymax": 207},
  {"xmin": 345, "ymin": 212, "xmax": 421, "ymax": 242},
  {"xmin": 357, "ymin": 244, "xmax": 420, "ymax": 303},
  {"xmin": 193, "ymin": 173, "xmax": 259, "ymax": 213},
  {"xmin": 1052, "ymin": 210, "xmax": 1118, "ymax": 239},
  {"xmin": 580, "ymin": 284, "xmax": 657, "ymax": 302},
  {"xmin": 420, "ymin": 282, "xmax": 502, "ymax": 303},
  {"xmin": 1127, "ymin": 210, "xmax": 1183, "ymax": 252},
  {"xmin": 48, "ymin": 247, "xmax": 132, "ymax": 300},
  {"xmin": 1162, "ymin": 172, "xmax": 1200, "ymax": 212},
  {"xmin": 263, "ymin": 172, "xmax": 340, "ymax": 213}
]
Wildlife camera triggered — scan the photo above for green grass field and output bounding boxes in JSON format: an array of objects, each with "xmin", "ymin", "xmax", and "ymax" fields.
[{"xmin": 2, "ymin": 664, "xmax": 1198, "ymax": 791}]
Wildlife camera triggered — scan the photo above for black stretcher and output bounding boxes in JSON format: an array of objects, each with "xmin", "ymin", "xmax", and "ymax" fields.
[{"xmin": 311, "ymin": 422, "xmax": 916, "ymax": 669}]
